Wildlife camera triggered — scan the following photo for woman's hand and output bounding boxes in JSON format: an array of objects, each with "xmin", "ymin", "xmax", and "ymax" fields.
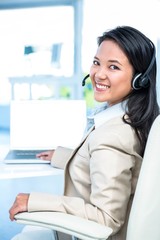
[
  {"xmin": 9, "ymin": 193, "xmax": 29, "ymax": 221},
  {"xmin": 36, "ymin": 150, "xmax": 55, "ymax": 161}
]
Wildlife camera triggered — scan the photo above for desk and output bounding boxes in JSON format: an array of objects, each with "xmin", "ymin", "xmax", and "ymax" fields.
[
  {"xmin": 0, "ymin": 146, "xmax": 64, "ymax": 240},
  {"xmin": 0, "ymin": 145, "xmax": 64, "ymax": 179}
]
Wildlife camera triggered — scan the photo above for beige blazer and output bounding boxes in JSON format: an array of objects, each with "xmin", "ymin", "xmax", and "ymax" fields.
[{"xmin": 28, "ymin": 116, "xmax": 142, "ymax": 240}]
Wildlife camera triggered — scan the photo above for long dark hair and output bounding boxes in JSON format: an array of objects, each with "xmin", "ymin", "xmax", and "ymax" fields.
[{"xmin": 98, "ymin": 26, "xmax": 159, "ymax": 156}]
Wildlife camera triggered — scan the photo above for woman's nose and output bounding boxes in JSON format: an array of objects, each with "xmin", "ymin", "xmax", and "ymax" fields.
[{"xmin": 95, "ymin": 67, "xmax": 107, "ymax": 80}]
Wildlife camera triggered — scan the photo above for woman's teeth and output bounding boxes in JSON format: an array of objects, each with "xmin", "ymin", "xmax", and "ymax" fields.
[{"xmin": 96, "ymin": 83, "xmax": 110, "ymax": 90}]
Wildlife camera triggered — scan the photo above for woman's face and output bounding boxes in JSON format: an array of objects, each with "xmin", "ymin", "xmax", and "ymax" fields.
[{"xmin": 90, "ymin": 40, "xmax": 134, "ymax": 106}]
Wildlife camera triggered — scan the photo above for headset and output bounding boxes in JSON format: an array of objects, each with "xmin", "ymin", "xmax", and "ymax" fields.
[
  {"xmin": 82, "ymin": 74, "xmax": 90, "ymax": 86},
  {"xmin": 82, "ymin": 46, "xmax": 155, "ymax": 90},
  {"xmin": 131, "ymin": 46, "xmax": 156, "ymax": 90}
]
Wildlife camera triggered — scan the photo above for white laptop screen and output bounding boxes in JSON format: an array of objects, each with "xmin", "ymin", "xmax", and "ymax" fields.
[{"xmin": 10, "ymin": 100, "xmax": 87, "ymax": 150}]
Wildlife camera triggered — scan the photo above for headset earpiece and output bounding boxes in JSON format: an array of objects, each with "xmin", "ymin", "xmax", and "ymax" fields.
[
  {"xmin": 132, "ymin": 45, "xmax": 156, "ymax": 90},
  {"xmin": 132, "ymin": 73, "xmax": 142, "ymax": 90},
  {"xmin": 140, "ymin": 76, "xmax": 150, "ymax": 88},
  {"xmin": 132, "ymin": 73, "xmax": 150, "ymax": 90},
  {"xmin": 132, "ymin": 72, "xmax": 151, "ymax": 90}
]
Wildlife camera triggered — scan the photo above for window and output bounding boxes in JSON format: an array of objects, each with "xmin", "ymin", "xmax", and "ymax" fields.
[{"xmin": 0, "ymin": 0, "xmax": 85, "ymax": 102}]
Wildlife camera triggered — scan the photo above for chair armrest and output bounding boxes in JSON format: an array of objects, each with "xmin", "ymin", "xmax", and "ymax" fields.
[{"xmin": 15, "ymin": 212, "xmax": 112, "ymax": 240}]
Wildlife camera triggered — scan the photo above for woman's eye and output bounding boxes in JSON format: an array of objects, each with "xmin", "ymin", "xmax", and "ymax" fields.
[
  {"xmin": 93, "ymin": 60, "xmax": 99, "ymax": 65},
  {"xmin": 110, "ymin": 65, "xmax": 119, "ymax": 70}
]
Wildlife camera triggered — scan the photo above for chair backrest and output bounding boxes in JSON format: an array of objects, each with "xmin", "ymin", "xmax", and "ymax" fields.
[{"xmin": 126, "ymin": 114, "xmax": 160, "ymax": 240}]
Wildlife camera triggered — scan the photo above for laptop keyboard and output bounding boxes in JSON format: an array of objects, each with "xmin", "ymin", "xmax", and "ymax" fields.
[{"xmin": 16, "ymin": 150, "xmax": 43, "ymax": 156}]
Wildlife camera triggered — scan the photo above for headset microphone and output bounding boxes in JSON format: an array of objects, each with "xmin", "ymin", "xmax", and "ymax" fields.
[{"xmin": 82, "ymin": 74, "xmax": 90, "ymax": 86}]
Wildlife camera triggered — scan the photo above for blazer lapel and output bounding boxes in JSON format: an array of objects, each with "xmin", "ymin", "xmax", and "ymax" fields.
[{"xmin": 66, "ymin": 125, "xmax": 95, "ymax": 164}]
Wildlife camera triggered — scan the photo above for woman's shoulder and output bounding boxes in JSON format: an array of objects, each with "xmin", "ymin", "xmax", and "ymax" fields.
[
  {"xmin": 89, "ymin": 116, "xmax": 141, "ymax": 155},
  {"xmin": 91, "ymin": 115, "xmax": 139, "ymax": 148},
  {"xmin": 97, "ymin": 115, "xmax": 131, "ymax": 130}
]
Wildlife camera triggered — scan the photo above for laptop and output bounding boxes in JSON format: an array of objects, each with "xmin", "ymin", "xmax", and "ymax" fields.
[{"xmin": 4, "ymin": 100, "xmax": 87, "ymax": 164}]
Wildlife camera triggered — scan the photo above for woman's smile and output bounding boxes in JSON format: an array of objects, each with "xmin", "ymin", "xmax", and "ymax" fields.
[{"xmin": 95, "ymin": 82, "xmax": 110, "ymax": 91}]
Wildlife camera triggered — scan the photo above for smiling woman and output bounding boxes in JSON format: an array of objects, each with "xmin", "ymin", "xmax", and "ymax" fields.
[{"xmin": 9, "ymin": 26, "xmax": 159, "ymax": 240}]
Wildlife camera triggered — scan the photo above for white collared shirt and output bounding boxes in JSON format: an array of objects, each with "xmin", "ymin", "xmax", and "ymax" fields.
[
  {"xmin": 94, "ymin": 102, "xmax": 126, "ymax": 128},
  {"xmin": 86, "ymin": 101, "xmax": 126, "ymax": 131}
]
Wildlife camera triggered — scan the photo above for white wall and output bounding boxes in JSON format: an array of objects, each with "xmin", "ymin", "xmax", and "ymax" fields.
[{"xmin": 82, "ymin": 0, "xmax": 160, "ymax": 71}]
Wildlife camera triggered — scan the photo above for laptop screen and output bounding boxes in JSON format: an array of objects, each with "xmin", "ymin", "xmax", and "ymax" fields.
[{"xmin": 9, "ymin": 100, "xmax": 87, "ymax": 150}]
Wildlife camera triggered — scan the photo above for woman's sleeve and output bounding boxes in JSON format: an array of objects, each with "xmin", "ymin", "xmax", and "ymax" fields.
[{"xmin": 51, "ymin": 146, "xmax": 73, "ymax": 169}]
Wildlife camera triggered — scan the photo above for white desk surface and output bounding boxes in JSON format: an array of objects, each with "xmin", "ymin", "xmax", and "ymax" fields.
[{"xmin": 0, "ymin": 145, "xmax": 63, "ymax": 179}]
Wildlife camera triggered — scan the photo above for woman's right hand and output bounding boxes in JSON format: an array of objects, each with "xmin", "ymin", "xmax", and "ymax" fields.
[
  {"xmin": 9, "ymin": 193, "xmax": 29, "ymax": 221},
  {"xmin": 36, "ymin": 150, "xmax": 55, "ymax": 161}
]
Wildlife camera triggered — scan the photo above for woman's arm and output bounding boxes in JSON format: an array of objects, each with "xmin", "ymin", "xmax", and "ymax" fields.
[{"xmin": 51, "ymin": 146, "xmax": 74, "ymax": 169}]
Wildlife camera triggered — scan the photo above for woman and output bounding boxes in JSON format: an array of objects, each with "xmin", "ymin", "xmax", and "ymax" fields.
[{"xmin": 9, "ymin": 26, "xmax": 159, "ymax": 240}]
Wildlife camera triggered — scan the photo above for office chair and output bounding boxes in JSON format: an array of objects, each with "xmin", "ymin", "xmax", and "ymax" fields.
[{"xmin": 14, "ymin": 114, "xmax": 160, "ymax": 240}]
